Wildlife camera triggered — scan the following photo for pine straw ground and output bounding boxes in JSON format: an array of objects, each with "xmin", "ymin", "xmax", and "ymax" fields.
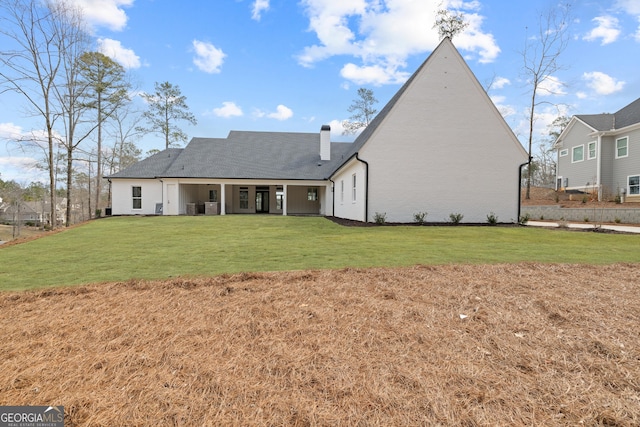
[{"xmin": 1, "ymin": 264, "xmax": 639, "ymax": 426}]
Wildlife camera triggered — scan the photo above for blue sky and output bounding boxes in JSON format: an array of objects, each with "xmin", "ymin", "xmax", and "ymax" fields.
[{"xmin": 1, "ymin": 0, "xmax": 639, "ymax": 183}]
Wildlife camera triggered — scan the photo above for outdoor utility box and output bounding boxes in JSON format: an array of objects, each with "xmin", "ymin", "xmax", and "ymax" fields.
[
  {"xmin": 105, "ymin": 208, "xmax": 112, "ymax": 216},
  {"xmin": 186, "ymin": 203, "xmax": 196, "ymax": 216},
  {"xmin": 205, "ymin": 202, "xmax": 219, "ymax": 215}
]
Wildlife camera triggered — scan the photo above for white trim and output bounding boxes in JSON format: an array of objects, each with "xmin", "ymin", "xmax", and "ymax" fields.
[
  {"xmin": 616, "ymin": 136, "xmax": 629, "ymax": 159},
  {"xmin": 571, "ymin": 145, "xmax": 584, "ymax": 163},
  {"xmin": 352, "ymin": 173, "xmax": 357, "ymax": 203}
]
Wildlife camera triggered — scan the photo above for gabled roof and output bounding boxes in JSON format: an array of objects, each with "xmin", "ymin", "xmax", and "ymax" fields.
[
  {"xmin": 574, "ymin": 97, "xmax": 640, "ymax": 132},
  {"xmin": 108, "ymin": 131, "xmax": 352, "ymax": 181},
  {"xmin": 335, "ymin": 41, "xmax": 432, "ymax": 167}
]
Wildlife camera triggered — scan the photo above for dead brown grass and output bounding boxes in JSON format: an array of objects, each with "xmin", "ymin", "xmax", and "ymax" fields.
[{"xmin": 1, "ymin": 264, "xmax": 639, "ymax": 426}]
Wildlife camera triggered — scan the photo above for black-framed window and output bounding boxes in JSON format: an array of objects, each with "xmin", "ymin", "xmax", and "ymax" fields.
[{"xmin": 132, "ymin": 186, "xmax": 142, "ymax": 209}]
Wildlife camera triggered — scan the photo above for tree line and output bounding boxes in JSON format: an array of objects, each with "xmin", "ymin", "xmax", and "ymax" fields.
[{"xmin": 0, "ymin": 0, "xmax": 196, "ymax": 228}]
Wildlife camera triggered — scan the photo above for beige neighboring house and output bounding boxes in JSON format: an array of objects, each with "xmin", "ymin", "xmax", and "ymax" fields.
[{"xmin": 107, "ymin": 38, "xmax": 528, "ymax": 223}]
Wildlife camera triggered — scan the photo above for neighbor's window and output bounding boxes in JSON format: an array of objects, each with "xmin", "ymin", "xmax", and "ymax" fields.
[
  {"xmin": 588, "ymin": 141, "xmax": 597, "ymax": 160},
  {"xmin": 629, "ymin": 175, "xmax": 640, "ymax": 195},
  {"xmin": 616, "ymin": 137, "xmax": 628, "ymax": 158},
  {"xmin": 352, "ymin": 174, "xmax": 357, "ymax": 202},
  {"xmin": 307, "ymin": 187, "xmax": 318, "ymax": 201},
  {"xmin": 209, "ymin": 189, "xmax": 218, "ymax": 202},
  {"xmin": 572, "ymin": 145, "xmax": 584, "ymax": 163},
  {"xmin": 132, "ymin": 186, "xmax": 142, "ymax": 209},
  {"xmin": 559, "ymin": 149, "xmax": 568, "ymax": 157},
  {"xmin": 239, "ymin": 187, "xmax": 249, "ymax": 209}
]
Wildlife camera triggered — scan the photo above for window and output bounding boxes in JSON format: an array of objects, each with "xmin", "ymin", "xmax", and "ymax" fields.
[
  {"xmin": 572, "ymin": 145, "xmax": 584, "ymax": 163},
  {"xmin": 588, "ymin": 141, "xmax": 597, "ymax": 160},
  {"xmin": 239, "ymin": 187, "xmax": 249, "ymax": 209},
  {"xmin": 629, "ymin": 175, "xmax": 640, "ymax": 195},
  {"xmin": 307, "ymin": 187, "xmax": 318, "ymax": 201},
  {"xmin": 276, "ymin": 187, "xmax": 283, "ymax": 210},
  {"xmin": 559, "ymin": 149, "xmax": 568, "ymax": 157},
  {"xmin": 352, "ymin": 174, "xmax": 357, "ymax": 202},
  {"xmin": 208, "ymin": 189, "xmax": 217, "ymax": 202},
  {"xmin": 616, "ymin": 137, "xmax": 628, "ymax": 158},
  {"xmin": 132, "ymin": 186, "xmax": 142, "ymax": 209},
  {"xmin": 340, "ymin": 180, "xmax": 344, "ymax": 203}
]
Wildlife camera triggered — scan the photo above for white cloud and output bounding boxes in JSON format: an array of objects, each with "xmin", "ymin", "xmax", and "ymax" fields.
[
  {"xmin": 211, "ymin": 102, "xmax": 243, "ymax": 118},
  {"xmin": 97, "ymin": 38, "xmax": 141, "ymax": 69},
  {"xmin": 63, "ymin": 0, "xmax": 133, "ymax": 31},
  {"xmin": 489, "ymin": 95, "xmax": 516, "ymax": 119},
  {"xmin": 340, "ymin": 63, "xmax": 409, "ymax": 86},
  {"xmin": 252, "ymin": 0, "xmax": 270, "ymax": 21},
  {"xmin": 192, "ymin": 40, "xmax": 226, "ymax": 74},
  {"xmin": 491, "ymin": 77, "xmax": 510, "ymax": 90},
  {"xmin": 583, "ymin": 71, "xmax": 625, "ymax": 95},
  {"xmin": 616, "ymin": 0, "xmax": 640, "ymax": 15},
  {"xmin": 583, "ymin": 16, "xmax": 621, "ymax": 45},
  {"xmin": 538, "ymin": 75, "xmax": 567, "ymax": 97},
  {"xmin": 255, "ymin": 105, "xmax": 294, "ymax": 121},
  {"xmin": 268, "ymin": 105, "xmax": 293, "ymax": 120},
  {"xmin": 0, "ymin": 123, "xmax": 24, "ymax": 141},
  {"xmin": 297, "ymin": 0, "xmax": 500, "ymax": 85}
]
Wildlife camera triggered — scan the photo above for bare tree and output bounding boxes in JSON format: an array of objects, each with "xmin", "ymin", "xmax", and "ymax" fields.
[
  {"xmin": 521, "ymin": 4, "xmax": 571, "ymax": 199},
  {"xmin": 0, "ymin": 0, "xmax": 76, "ymax": 228},
  {"xmin": 433, "ymin": 9, "xmax": 469, "ymax": 40},
  {"xmin": 77, "ymin": 51, "xmax": 131, "ymax": 217},
  {"xmin": 139, "ymin": 81, "xmax": 198, "ymax": 149},
  {"xmin": 342, "ymin": 88, "xmax": 378, "ymax": 135}
]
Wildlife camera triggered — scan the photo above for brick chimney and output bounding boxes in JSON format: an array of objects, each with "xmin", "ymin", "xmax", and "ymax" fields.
[{"xmin": 320, "ymin": 125, "xmax": 331, "ymax": 161}]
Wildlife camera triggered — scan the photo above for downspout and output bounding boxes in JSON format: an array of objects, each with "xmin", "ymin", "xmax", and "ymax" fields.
[
  {"xmin": 596, "ymin": 133, "xmax": 602, "ymax": 201},
  {"xmin": 518, "ymin": 157, "xmax": 532, "ymax": 224},
  {"xmin": 159, "ymin": 179, "xmax": 164, "ymax": 215},
  {"xmin": 355, "ymin": 153, "xmax": 369, "ymax": 223},
  {"xmin": 329, "ymin": 178, "xmax": 335, "ymax": 217}
]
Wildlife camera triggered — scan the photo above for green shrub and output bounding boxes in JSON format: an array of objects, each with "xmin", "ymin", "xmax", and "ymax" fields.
[
  {"xmin": 519, "ymin": 213, "xmax": 530, "ymax": 225},
  {"xmin": 413, "ymin": 211, "xmax": 428, "ymax": 224},
  {"xmin": 448, "ymin": 213, "xmax": 464, "ymax": 224},
  {"xmin": 583, "ymin": 217, "xmax": 589, "ymax": 223},
  {"xmin": 486, "ymin": 212, "xmax": 498, "ymax": 225},
  {"xmin": 614, "ymin": 217, "xmax": 621, "ymax": 224},
  {"xmin": 373, "ymin": 212, "xmax": 387, "ymax": 224}
]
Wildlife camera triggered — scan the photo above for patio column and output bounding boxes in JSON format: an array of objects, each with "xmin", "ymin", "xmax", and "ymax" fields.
[
  {"xmin": 283, "ymin": 184, "xmax": 287, "ymax": 216},
  {"xmin": 220, "ymin": 184, "xmax": 226, "ymax": 215}
]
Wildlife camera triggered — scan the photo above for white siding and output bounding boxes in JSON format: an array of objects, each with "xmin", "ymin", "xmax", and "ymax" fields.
[
  {"xmin": 111, "ymin": 179, "xmax": 163, "ymax": 215},
  {"xmin": 350, "ymin": 39, "xmax": 527, "ymax": 223},
  {"xmin": 332, "ymin": 159, "xmax": 367, "ymax": 221}
]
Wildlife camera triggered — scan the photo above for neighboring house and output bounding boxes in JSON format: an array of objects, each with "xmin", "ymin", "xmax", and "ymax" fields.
[
  {"xmin": 554, "ymin": 97, "xmax": 640, "ymax": 202},
  {"xmin": 107, "ymin": 38, "xmax": 528, "ymax": 223},
  {"xmin": 0, "ymin": 200, "xmax": 66, "ymax": 225},
  {"xmin": 0, "ymin": 202, "xmax": 39, "ymax": 224}
]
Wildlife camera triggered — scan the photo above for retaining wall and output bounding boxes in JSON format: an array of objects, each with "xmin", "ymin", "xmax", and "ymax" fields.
[{"xmin": 521, "ymin": 205, "xmax": 640, "ymax": 224}]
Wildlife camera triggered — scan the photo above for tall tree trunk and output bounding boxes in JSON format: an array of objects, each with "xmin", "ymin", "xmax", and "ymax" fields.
[{"xmin": 94, "ymin": 94, "xmax": 103, "ymax": 216}]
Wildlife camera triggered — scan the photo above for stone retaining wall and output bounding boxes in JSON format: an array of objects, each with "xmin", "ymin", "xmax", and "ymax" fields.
[{"xmin": 521, "ymin": 206, "xmax": 640, "ymax": 224}]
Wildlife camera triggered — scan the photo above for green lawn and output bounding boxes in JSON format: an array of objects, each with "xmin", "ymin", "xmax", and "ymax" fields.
[{"xmin": 1, "ymin": 215, "xmax": 638, "ymax": 291}]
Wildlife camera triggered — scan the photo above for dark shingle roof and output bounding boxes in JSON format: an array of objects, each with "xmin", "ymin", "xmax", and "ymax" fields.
[
  {"xmin": 107, "ymin": 148, "xmax": 183, "ymax": 178},
  {"xmin": 576, "ymin": 97, "xmax": 640, "ymax": 131},
  {"xmin": 108, "ymin": 132, "xmax": 352, "ymax": 180}
]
